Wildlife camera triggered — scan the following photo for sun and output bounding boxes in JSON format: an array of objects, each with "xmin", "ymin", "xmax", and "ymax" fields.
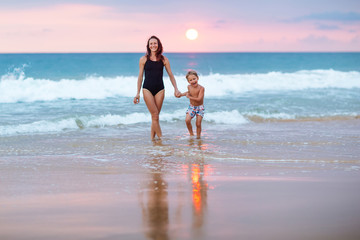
[{"xmin": 186, "ymin": 29, "xmax": 198, "ymax": 40}]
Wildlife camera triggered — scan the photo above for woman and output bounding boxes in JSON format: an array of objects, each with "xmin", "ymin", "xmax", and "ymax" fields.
[{"xmin": 134, "ymin": 36, "xmax": 181, "ymax": 140}]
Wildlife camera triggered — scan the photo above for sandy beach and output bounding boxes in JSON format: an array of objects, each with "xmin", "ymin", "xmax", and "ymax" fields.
[{"xmin": 1, "ymin": 120, "xmax": 360, "ymax": 240}]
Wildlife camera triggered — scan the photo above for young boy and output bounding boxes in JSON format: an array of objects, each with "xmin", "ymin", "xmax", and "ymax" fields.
[{"xmin": 180, "ymin": 70, "xmax": 205, "ymax": 139}]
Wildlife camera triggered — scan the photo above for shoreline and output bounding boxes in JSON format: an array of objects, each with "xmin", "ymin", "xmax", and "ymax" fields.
[{"xmin": 1, "ymin": 119, "xmax": 360, "ymax": 239}]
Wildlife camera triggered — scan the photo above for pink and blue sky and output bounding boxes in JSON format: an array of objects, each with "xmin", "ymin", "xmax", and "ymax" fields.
[{"xmin": 1, "ymin": 0, "xmax": 359, "ymax": 52}]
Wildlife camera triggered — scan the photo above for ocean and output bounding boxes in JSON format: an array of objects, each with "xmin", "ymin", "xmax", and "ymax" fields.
[
  {"xmin": 1, "ymin": 52, "xmax": 360, "ymax": 162},
  {"xmin": 1, "ymin": 52, "xmax": 360, "ymax": 240}
]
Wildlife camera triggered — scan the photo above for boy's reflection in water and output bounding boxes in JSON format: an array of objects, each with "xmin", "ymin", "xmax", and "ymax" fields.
[
  {"xmin": 139, "ymin": 156, "xmax": 169, "ymax": 240},
  {"xmin": 187, "ymin": 139, "xmax": 210, "ymax": 238},
  {"xmin": 190, "ymin": 163, "xmax": 208, "ymax": 229}
]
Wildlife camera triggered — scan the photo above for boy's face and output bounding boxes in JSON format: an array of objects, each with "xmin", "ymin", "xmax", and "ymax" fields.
[{"xmin": 187, "ymin": 74, "xmax": 198, "ymax": 86}]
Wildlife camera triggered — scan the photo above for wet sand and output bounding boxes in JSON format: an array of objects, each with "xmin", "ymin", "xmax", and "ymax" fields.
[
  {"xmin": 1, "ymin": 120, "xmax": 360, "ymax": 240},
  {"xmin": 1, "ymin": 157, "xmax": 360, "ymax": 240}
]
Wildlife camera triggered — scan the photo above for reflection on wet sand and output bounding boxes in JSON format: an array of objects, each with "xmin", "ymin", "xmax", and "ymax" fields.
[
  {"xmin": 190, "ymin": 163, "xmax": 209, "ymax": 233},
  {"xmin": 186, "ymin": 139, "xmax": 212, "ymax": 238},
  {"xmin": 139, "ymin": 157, "xmax": 169, "ymax": 240},
  {"xmin": 139, "ymin": 139, "xmax": 213, "ymax": 240}
]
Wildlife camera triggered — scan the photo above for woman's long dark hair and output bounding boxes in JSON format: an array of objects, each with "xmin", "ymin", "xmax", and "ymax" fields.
[{"xmin": 146, "ymin": 35, "xmax": 164, "ymax": 61}]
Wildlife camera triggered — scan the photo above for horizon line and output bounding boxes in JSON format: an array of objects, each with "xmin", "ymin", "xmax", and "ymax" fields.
[{"xmin": 1, "ymin": 51, "xmax": 360, "ymax": 54}]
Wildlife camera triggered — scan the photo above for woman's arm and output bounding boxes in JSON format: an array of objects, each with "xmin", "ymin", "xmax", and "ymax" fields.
[
  {"xmin": 163, "ymin": 56, "xmax": 181, "ymax": 98},
  {"xmin": 134, "ymin": 56, "xmax": 146, "ymax": 104}
]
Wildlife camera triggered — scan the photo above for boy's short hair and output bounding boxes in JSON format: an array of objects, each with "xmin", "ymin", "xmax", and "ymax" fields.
[{"xmin": 186, "ymin": 70, "xmax": 199, "ymax": 80}]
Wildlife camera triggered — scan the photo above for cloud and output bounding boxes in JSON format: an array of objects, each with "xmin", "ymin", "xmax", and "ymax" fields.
[
  {"xmin": 315, "ymin": 24, "xmax": 340, "ymax": 30},
  {"xmin": 300, "ymin": 35, "xmax": 333, "ymax": 44},
  {"xmin": 297, "ymin": 34, "xmax": 351, "ymax": 51},
  {"xmin": 212, "ymin": 19, "xmax": 227, "ymax": 28},
  {"xmin": 287, "ymin": 11, "xmax": 360, "ymax": 23}
]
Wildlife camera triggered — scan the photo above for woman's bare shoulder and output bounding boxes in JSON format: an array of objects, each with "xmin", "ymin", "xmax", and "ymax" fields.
[
  {"xmin": 162, "ymin": 56, "xmax": 169, "ymax": 64},
  {"xmin": 139, "ymin": 55, "xmax": 147, "ymax": 63}
]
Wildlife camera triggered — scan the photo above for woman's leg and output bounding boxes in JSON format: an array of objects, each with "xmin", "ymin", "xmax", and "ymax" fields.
[
  {"xmin": 154, "ymin": 89, "xmax": 165, "ymax": 113},
  {"xmin": 143, "ymin": 89, "xmax": 164, "ymax": 139},
  {"xmin": 153, "ymin": 90, "xmax": 165, "ymax": 138}
]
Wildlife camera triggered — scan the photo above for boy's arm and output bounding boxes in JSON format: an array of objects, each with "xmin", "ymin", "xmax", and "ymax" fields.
[
  {"xmin": 180, "ymin": 91, "xmax": 188, "ymax": 97},
  {"xmin": 179, "ymin": 85, "xmax": 190, "ymax": 97}
]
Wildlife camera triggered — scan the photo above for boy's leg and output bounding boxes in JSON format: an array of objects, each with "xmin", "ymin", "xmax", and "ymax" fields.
[
  {"xmin": 195, "ymin": 116, "xmax": 203, "ymax": 139},
  {"xmin": 185, "ymin": 114, "xmax": 194, "ymax": 136}
]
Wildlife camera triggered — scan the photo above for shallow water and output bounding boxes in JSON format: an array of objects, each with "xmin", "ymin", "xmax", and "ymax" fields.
[{"xmin": 1, "ymin": 120, "xmax": 359, "ymax": 169}]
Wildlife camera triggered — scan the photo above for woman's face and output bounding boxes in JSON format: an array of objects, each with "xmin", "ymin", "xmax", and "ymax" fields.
[{"xmin": 148, "ymin": 38, "xmax": 158, "ymax": 52}]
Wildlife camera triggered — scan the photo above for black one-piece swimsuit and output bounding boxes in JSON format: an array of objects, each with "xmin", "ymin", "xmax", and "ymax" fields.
[{"xmin": 143, "ymin": 60, "xmax": 164, "ymax": 96}]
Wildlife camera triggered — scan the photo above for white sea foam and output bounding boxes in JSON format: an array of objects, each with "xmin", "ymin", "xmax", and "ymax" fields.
[
  {"xmin": 197, "ymin": 70, "xmax": 360, "ymax": 97},
  {"xmin": 1, "ymin": 110, "xmax": 359, "ymax": 136},
  {"xmin": 0, "ymin": 118, "xmax": 79, "ymax": 135},
  {"xmin": 206, "ymin": 110, "xmax": 249, "ymax": 124},
  {"xmin": 0, "ymin": 110, "xmax": 244, "ymax": 136},
  {"xmin": 1, "ymin": 69, "xmax": 359, "ymax": 103},
  {"xmin": 0, "ymin": 75, "xmax": 137, "ymax": 103}
]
